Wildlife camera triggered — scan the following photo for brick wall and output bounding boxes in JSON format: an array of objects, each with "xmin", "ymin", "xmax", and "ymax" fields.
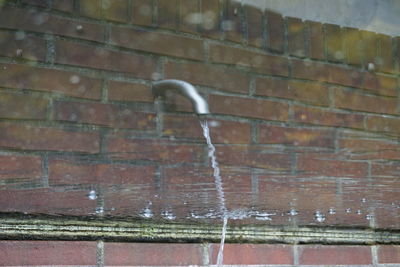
[{"xmin": 0, "ymin": 0, "xmax": 399, "ymax": 265}]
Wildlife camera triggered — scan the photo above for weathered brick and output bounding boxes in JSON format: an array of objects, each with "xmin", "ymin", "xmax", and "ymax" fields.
[
  {"xmin": 258, "ymin": 125, "xmax": 335, "ymax": 148},
  {"xmin": 49, "ymin": 159, "xmax": 155, "ymax": 186},
  {"xmin": 372, "ymin": 162, "xmax": 400, "ymax": 177},
  {"xmin": 180, "ymin": 0, "xmax": 199, "ymax": 34},
  {"xmin": 287, "ymin": 17, "xmax": 305, "ymax": 57},
  {"xmin": 158, "ymin": 0, "xmax": 178, "ymax": 30},
  {"xmin": 297, "ymin": 153, "xmax": 368, "ymax": 178},
  {"xmin": 378, "ymin": 34, "xmax": 395, "ymax": 73},
  {"xmin": 106, "ymin": 135, "xmax": 204, "ymax": 163},
  {"xmin": 164, "ymin": 60, "xmax": 249, "ymax": 93},
  {"xmin": 0, "ymin": 188, "xmax": 97, "ymax": 215},
  {"xmin": 299, "ymin": 245, "xmax": 372, "ymax": 265},
  {"xmin": 209, "ymin": 43, "xmax": 288, "ymax": 76},
  {"xmin": 56, "ymin": 40, "xmax": 156, "ymax": 78},
  {"xmin": 210, "ymin": 244, "xmax": 293, "ymax": 265},
  {"xmin": 307, "ymin": 21, "xmax": 324, "ymax": 60},
  {"xmin": 339, "ymin": 139, "xmax": 400, "ymax": 160},
  {"xmin": 292, "ymin": 59, "xmax": 363, "ymax": 87},
  {"xmin": 0, "ymin": 241, "xmax": 97, "ymax": 266},
  {"xmin": 0, "ymin": 122, "xmax": 100, "ymax": 153},
  {"xmin": 0, "ymin": 63, "xmax": 102, "ymax": 99},
  {"xmin": 334, "ymin": 87, "xmax": 398, "ymax": 115},
  {"xmin": 103, "ymin": 0, "xmax": 129, "ymax": 22},
  {"xmin": 363, "ymin": 72, "xmax": 398, "ymax": 97},
  {"xmin": 245, "ymin": 5, "xmax": 263, "ymax": 48},
  {"xmin": 325, "ymin": 23, "xmax": 344, "ymax": 62},
  {"xmin": 0, "ymin": 30, "xmax": 46, "ymax": 61},
  {"xmin": 163, "ymin": 114, "xmax": 251, "ymax": 144},
  {"xmin": 378, "ymin": 245, "xmax": 400, "ymax": 263},
  {"xmin": 361, "ymin": 30, "xmax": 378, "ymax": 67},
  {"xmin": 345, "ymin": 27, "xmax": 363, "ymax": 66},
  {"xmin": 52, "ymin": 0, "xmax": 74, "ymax": 13},
  {"xmin": 223, "ymin": 0, "xmax": 243, "ymax": 43},
  {"xmin": 0, "ymin": 155, "xmax": 42, "ymax": 180},
  {"xmin": 294, "ymin": 105, "xmax": 365, "ymax": 129},
  {"xmin": 265, "ymin": 10, "xmax": 284, "ymax": 53},
  {"xmin": 216, "ymin": 145, "xmax": 291, "ymax": 170},
  {"xmin": 132, "ymin": 0, "xmax": 153, "ymax": 26},
  {"xmin": 108, "ymin": 80, "xmax": 153, "ymax": 102},
  {"xmin": 54, "ymin": 100, "xmax": 156, "ymax": 130},
  {"xmin": 254, "ymin": 76, "xmax": 288, "ymax": 97},
  {"xmin": 209, "ymin": 94, "xmax": 289, "ymax": 121},
  {"xmin": 22, "ymin": 0, "xmax": 48, "ymax": 7},
  {"xmin": 105, "ymin": 243, "xmax": 203, "ymax": 266},
  {"xmin": 79, "ymin": 0, "xmax": 101, "ymax": 19},
  {"xmin": 0, "ymin": 91, "xmax": 48, "ymax": 120},
  {"xmin": 111, "ymin": 25, "xmax": 204, "ymax": 60},
  {"xmin": 200, "ymin": 0, "xmax": 220, "ymax": 39},
  {"xmin": 0, "ymin": 6, "xmax": 105, "ymax": 42},
  {"xmin": 366, "ymin": 115, "xmax": 400, "ymax": 134}
]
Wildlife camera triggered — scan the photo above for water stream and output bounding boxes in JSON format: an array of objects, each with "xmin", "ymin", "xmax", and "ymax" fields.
[{"xmin": 200, "ymin": 119, "xmax": 227, "ymax": 266}]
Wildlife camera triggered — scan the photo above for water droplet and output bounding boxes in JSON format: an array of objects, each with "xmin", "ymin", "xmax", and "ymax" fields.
[
  {"xmin": 161, "ymin": 210, "xmax": 176, "ymax": 220},
  {"xmin": 289, "ymin": 208, "xmax": 298, "ymax": 216},
  {"xmin": 208, "ymin": 120, "xmax": 220, "ymax": 127},
  {"xmin": 88, "ymin": 190, "xmax": 97, "ymax": 200},
  {"xmin": 356, "ymin": 210, "xmax": 362, "ymax": 215},
  {"xmin": 95, "ymin": 207, "xmax": 104, "ymax": 214},
  {"xmin": 328, "ymin": 208, "xmax": 336, "ymax": 215},
  {"xmin": 346, "ymin": 208, "xmax": 352, "ymax": 213},
  {"xmin": 314, "ymin": 210, "xmax": 326, "ymax": 223},
  {"xmin": 361, "ymin": 198, "xmax": 367, "ymax": 203},
  {"xmin": 15, "ymin": 49, "xmax": 23, "ymax": 57},
  {"xmin": 367, "ymin": 62, "xmax": 375, "ymax": 71},
  {"xmin": 69, "ymin": 75, "xmax": 80, "ymax": 84},
  {"xmin": 76, "ymin": 24, "xmax": 83, "ymax": 32},
  {"xmin": 366, "ymin": 214, "xmax": 374, "ymax": 220}
]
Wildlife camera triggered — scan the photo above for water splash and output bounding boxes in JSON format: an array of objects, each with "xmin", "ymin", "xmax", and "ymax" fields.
[{"xmin": 200, "ymin": 119, "xmax": 227, "ymax": 266}]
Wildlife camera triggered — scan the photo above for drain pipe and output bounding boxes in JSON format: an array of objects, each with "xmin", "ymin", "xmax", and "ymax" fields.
[{"xmin": 152, "ymin": 79, "xmax": 210, "ymax": 115}]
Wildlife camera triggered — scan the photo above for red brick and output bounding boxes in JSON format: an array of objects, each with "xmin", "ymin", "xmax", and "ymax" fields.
[
  {"xmin": 371, "ymin": 162, "xmax": 400, "ymax": 177},
  {"xmin": 378, "ymin": 246, "xmax": 400, "ymax": 263},
  {"xmin": 105, "ymin": 243, "xmax": 203, "ymax": 265},
  {"xmin": 106, "ymin": 135, "xmax": 204, "ymax": 163},
  {"xmin": 200, "ymin": 0, "xmax": 220, "ymax": 39},
  {"xmin": 0, "ymin": 188, "xmax": 96, "ymax": 215},
  {"xmin": 307, "ymin": 21, "xmax": 324, "ymax": 60},
  {"xmin": 340, "ymin": 139, "xmax": 400, "ymax": 160},
  {"xmin": 0, "ymin": 241, "xmax": 97, "ymax": 266},
  {"xmin": 132, "ymin": 0, "xmax": 153, "ymax": 26},
  {"xmin": 209, "ymin": 43, "xmax": 288, "ymax": 76},
  {"xmin": 0, "ymin": 6, "xmax": 105, "ymax": 42},
  {"xmin": 0, "ymin": 155, "xmax": 42, "ymax": 180},
  {"xmin": 293, "ymin": 105, "xmax": 365, "ymax": 129},
  {"xmin": 79, "ymin": 0, "xmax": 101, "ymax": 19},
  {"xmin": 163, "ymin": 114, "xmax": 251, "ymax": 144},
  {"xmin": 0, "ymin": 91, "xmax": 48, "ymax": 120},
  {"xmin": 0, "ymin": 30, "xmax": 46, "ymax": 61},
  {"xmin": 345, "ymin": 27, "xmax": 363, "ymax": 66},
  {"xmin": 0, "ymin": 122, "xmax": 100, "ymax": 153},
  {"xmin": 56, "ymin": 40, "xmax": 156, "ymax": 78},
  {"xmin": 52, "ymin": 0, "xmax": 74, "ymax": 12},
  {"xmin": 366, "ymin": 115, "xmax": 400, "ymax": 134},
  {"xmin": 0, "ymin": 63, "xmax": 102, "ymax": 99},
  {"xmin": 361, "ymin": 30, "xmax": 378, "ymax": 67},
  {"xmin": 223, "ymin": 0, "xmax": 243, "ymax": 43},
  {"xmin": 158, "ymin": 0, "xmax": 178, "ymax": 30},
  {"xmin": 165, "ymin": 60, "xmax": 249, "ymax": 93},
  {"xmin": 292, "ymin": 59, "xmax": 363, "ymax": 87},
  {"xmin": 108, "ymin": 80, "xmax": 153, "ymax": 102},
  {"xmin": 54, "ymin": 100, "xmax": 156, "ymax": 129},
  {"xmin": 216, "ymin": 145, "xmax": 291, "ymax": 170},
  {"xmin": 266, "ymin": 10, "xmax": 284, "ymax": 53},
  {"xmin": 297, "ymin": 153, "xmax": 368, "ymax": 178},
  {"xmin": 334, "ymin": 87, "xmax": 398, "ymax": 115},
  {"xmin": 103, "ymin": 0, "xmax": 129, "ymax": 22},
  {"xmin": 111, "ymin": 25, "xmax": 204, "ymax": 60},
  {"xmin": 255, "ymin": 76, "xmax": 288, "ymax": 97},
  {"xmin": 363, "ymin": 72, "xmax": 398, "ymax": 97},
  {"xmin": 287, "ymin": 17, "xmax": 306, "ymax": 57},
  {"xmin": 258, "ymin": 125, "xmax": 334, "ymax": 148},
  {"xmin": 49, "ymin": 159, "xmax": 155, "ymax": 186},
  {"xmin": 180, "ymin": 0, "xmax": 199, "ymax": 34},
  {"xmin": 210, "ymin": 244, "xmax": 293, "ymax": 265},
  {"xmin": 325, "ymin": 23, "xmax": 344, "ymax": 62},
  {"xmin": 245, "ymin": 5, "xmax": 263, "ymax": 48},
  {"xmin": 209, "ymin": 94, "xmax": 289, "ymax": 121},
  {"xmin": 299, "ymin": 245, "xmax": 372, "ymax": 265}
]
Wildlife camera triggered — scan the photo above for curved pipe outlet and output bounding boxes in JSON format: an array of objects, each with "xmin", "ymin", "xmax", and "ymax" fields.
[{"xmin": 152, "ymin": 79, "xmax": 210, "ymax": 114}]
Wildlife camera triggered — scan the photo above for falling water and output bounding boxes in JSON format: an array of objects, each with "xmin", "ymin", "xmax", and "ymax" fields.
[{"xmin": 200, "ymin": 119, "xmax": 227, "ymax": 266}]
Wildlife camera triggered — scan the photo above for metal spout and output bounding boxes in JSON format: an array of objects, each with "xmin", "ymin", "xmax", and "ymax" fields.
[{"xmin": 152, "ymin": 79, "xmax": 210, "ymax": 114}]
